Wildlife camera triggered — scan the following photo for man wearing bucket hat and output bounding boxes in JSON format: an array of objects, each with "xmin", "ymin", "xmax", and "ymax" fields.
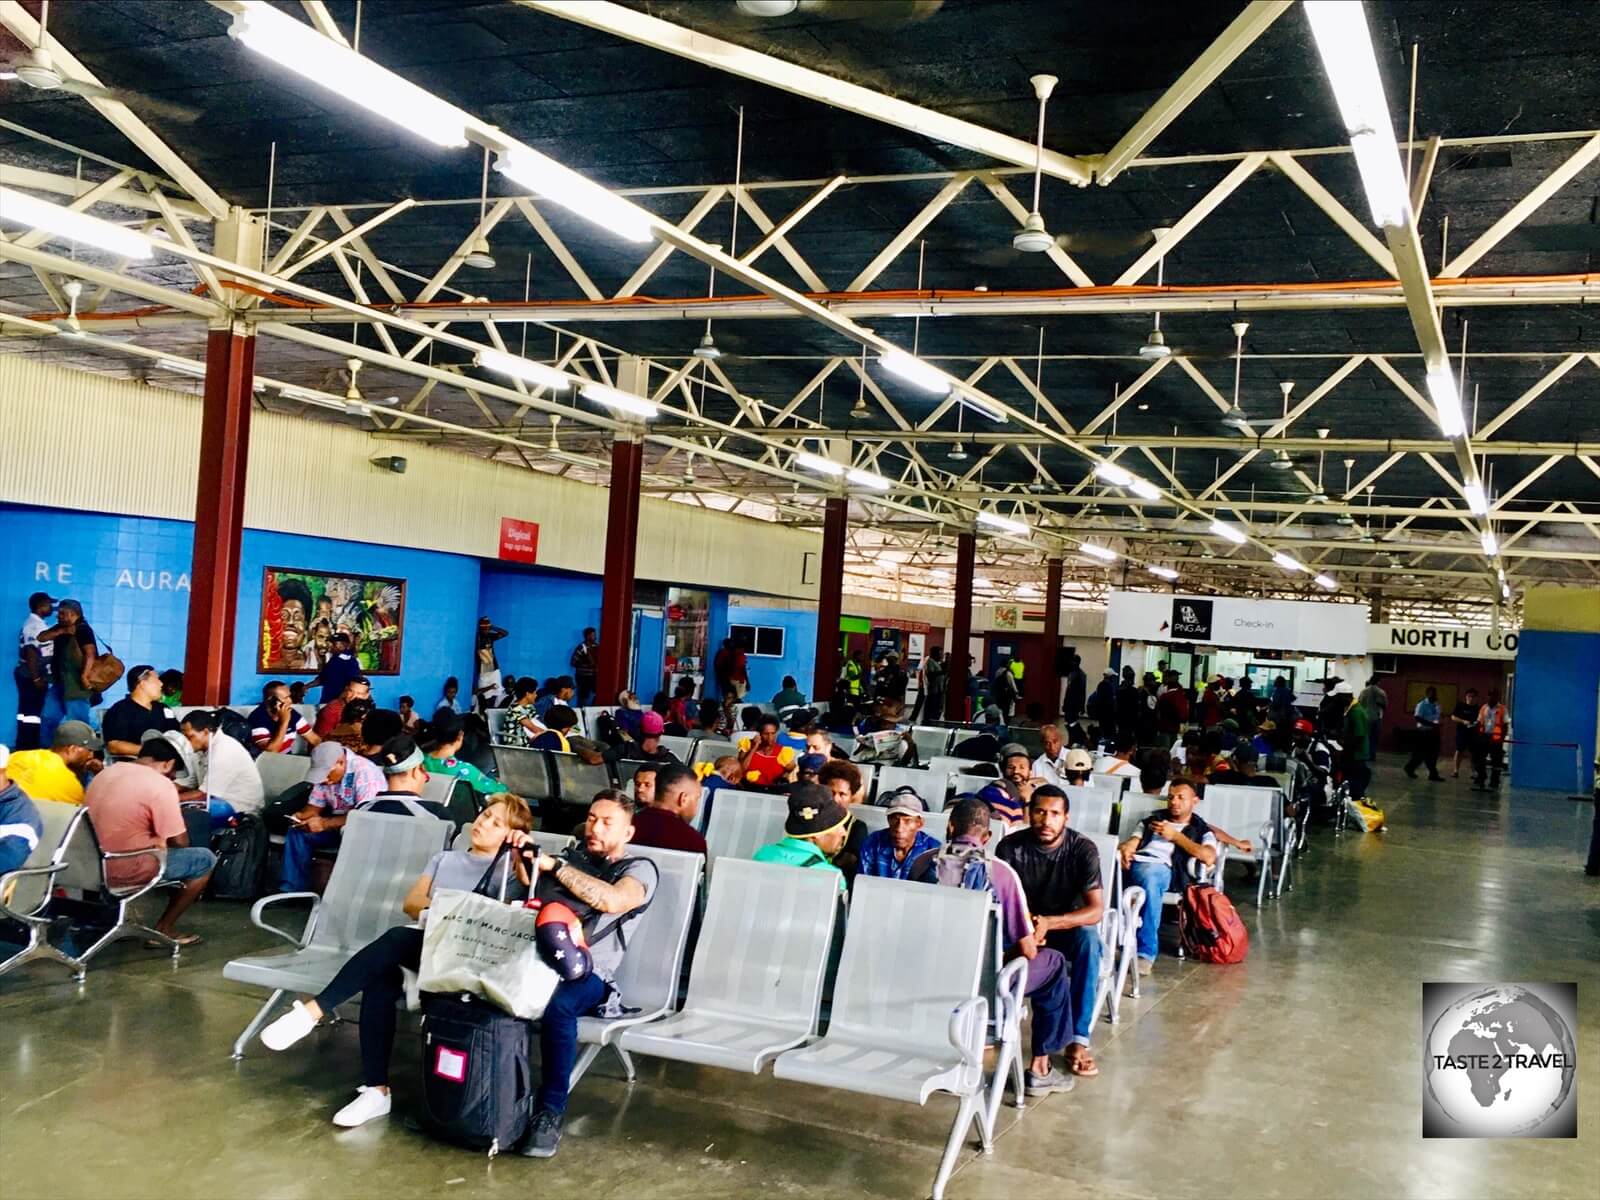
[
  {"xmin": 857, "ymin": 787, "xmax": 940, "ymax": 881},
  {"xmin": 752, "ymin": 782, "xmax": 850, "ymax": 889}
]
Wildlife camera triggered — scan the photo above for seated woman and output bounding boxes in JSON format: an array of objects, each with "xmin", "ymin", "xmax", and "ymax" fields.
[
  {"xmin": 258, "ymin": 796, "xmax": 535, "ymax": 1127},
  {"xmin": 420, "ymin": 711, "xmax": 511, "ymax": 805},
  {"xmin": 498, "ymin": 677, "xmax": 546, "ymax": 749}
]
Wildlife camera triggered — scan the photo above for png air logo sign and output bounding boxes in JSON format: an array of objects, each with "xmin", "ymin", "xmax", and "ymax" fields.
[
  {"xmin": 1423, "ymin": 982, "xmax": 1577, "ymax": 1137},
  {"xmin": 1169, "ymin": 598, "xmax": 1213, "ymax": 640}
]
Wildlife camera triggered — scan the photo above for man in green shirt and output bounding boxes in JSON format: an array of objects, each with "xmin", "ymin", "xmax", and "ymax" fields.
[
  {"xmin": 752, "ymin": 782, "xmax": 851, "ymax": 890},
  {"xmin": 771, "ymin": 676, "xmax": 808, "ymax": 713}
]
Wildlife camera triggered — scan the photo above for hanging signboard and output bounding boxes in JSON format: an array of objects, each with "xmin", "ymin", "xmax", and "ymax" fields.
[
  {"xmin": 1105, "ymin": 590, "xmax": 1369, "ymax": 656},
  {"xmin": 1367, "ymin": 623, "xmax": 1518, "ymax": 660}
]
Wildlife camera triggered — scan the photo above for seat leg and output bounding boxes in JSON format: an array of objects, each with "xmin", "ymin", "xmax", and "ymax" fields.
[
  {"xmin": 982, "ymin": 1021, "xmax": 1019, "ymax": 1140},
  {"xmin": 931, "ymin": 1092, "xmax": 985, "ymax": 1200},
  {"xmin": 0, "ymin": 926, "xmax": 84, "ymax": 981},
  {"xmin": 613, "ymin": 1044, "xmax": 637, "ymax": 1083},
  {"xmin": 566, "ymin": 1042, "xmax": 602, "ymax": 1089},
  {"xmin": 231, "ymin": 990, "xmax": 287, "ymax": 1061}
]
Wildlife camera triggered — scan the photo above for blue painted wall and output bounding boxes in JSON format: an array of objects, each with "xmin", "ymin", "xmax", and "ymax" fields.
[
  {"xmin": 1510, "ymin": 631, "xmax": 1600, "ymax": 792},
  {"xmin": 732, "ymin": 606, "xmax": 819, "ymax": 705},
  {"xmin": 476, "ymin": 565, "xmax": 602, "ymax": 693}
]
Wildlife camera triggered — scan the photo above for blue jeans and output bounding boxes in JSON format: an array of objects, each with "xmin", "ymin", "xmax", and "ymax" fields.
[
  {"xmin": 280, "ymin": 827, "xmax": 341, "ymax": 892},
  {"xmin": 54, "ymin": 693, "xmax": 90, "ymax": 736},
  {"xmin": 1041, "ymin": 925, "xmax": 1102, "ymax": 1047},
  {"xmin": 1125, "ymin": 858, "xmax": 1174, "ymax": 963},
  {"xmin": 536, "ymin": 972, "xmax": 609, "ymax": 1114},
  {"xmin": 160, "ymin": 846, "xmax": 218, "ymax": 883},
  {"xmin": 1022, "ymin": 946, "xmax": 1073, "ymax": 1058}
]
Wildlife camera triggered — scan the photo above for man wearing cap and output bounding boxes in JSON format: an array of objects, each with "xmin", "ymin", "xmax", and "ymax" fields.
[
  {"xmin": 312, "ymin": 631, "xmax": 365, "ymax": 705},
  {"xmin": 14, "ymin": 592, "xmax": 60, "ymax": 750},
  {"xmin": 794, "ymin": 751, "xmax": 828, "ymax": 786},
  {"xmin": 278, "ymin": 741, "xmax": 385, "ymax": 892},
  {"xmin": 752, "ymin": 782, "xmax": 851, "ymax": 889},
  {"xmin": 0, "ymin": 745, "xmax": 43, "ymax": 875},
  {"xmin": 102, "ymin": 664, "xmax": 179, "ymax": 758},
  {"xmin": 997, "ymin": 784, "xmax": 1105, "ymax": 1077},
  {"xmin": 630, "ymin": 762, "xmax": 706, "ymax": 856},
  {"xmin": 857, "ymin": 788, "xmax": 940, "ymax": 881},
  {"xmin": 7, "ymin": 720, "xmax": 104, "ymax": 805}
]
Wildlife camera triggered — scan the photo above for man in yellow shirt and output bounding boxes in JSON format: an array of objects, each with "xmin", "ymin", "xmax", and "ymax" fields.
[{"xmin": 8, "ymin": 720, "xmax": 104, "ymax": 804}]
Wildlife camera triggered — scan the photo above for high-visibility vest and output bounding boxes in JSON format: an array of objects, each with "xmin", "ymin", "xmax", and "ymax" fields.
[{"xmin": 1479, "ymin": 704, "xmax": 1506, "ymax": 743}]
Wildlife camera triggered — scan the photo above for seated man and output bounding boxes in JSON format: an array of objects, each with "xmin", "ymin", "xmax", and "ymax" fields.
[
  {"xmin": 979, "ymin": 745, "xmax": 1044, "ymax": 829},
  {"xmin": 0, "ymin": 745, "xmax": 43, "ymax": 874},
  {"xmin": 629, "ymin": 763, "xmax": 706, "ymax": 855},
  {"xmin": 1117, "ymin": 778, "xmax": 1218, "ymax": 976},
  {"xmin": 8, "ymin": 720, "xmax": 104, "ymax": 804},
  {"xmin": 795, "ymin": 752, "xmax": 827, "ymax": 786},
  {"xmin": 419, "ymin": 711, "xmax": 510, "ymax": 806},
  {"xmin": 857, "ymin": 788, "xmax": 939, "ymax": 881},
  {"xmin": 752, "ymin": 782, "xmax": 850, "ymax": 890},
  {"xmin": 101, "ymin": 664, "xmax": 178, "ymax": 758},
  {"xmin": 278, "ymin": 741, "xmax": 384, "ymax": 892},
  {"xmin": 536, "ymin": 677, "xmax": 577, "ymax": 720},
  {"xmin": 82, "ymin": 739, "xmax": 216, "ymax": 947},
  {"xmin": 803, "ymin": 724, "xmax": 849, "ymax": 761},
  {"xmin": 1208, "ymin": 741, "xmax": 1279, "ymax": 788},
  {"xmin": 620, "ymin": 712, "xmax": 678, "ymax": 765},
  {"xmin": 737, "ymin": 714, "xmax": 797, "ymax": 786},
  {"xmin": 248, "ymin": 680, "xmax": 317, "ymax": 754},
  {"xmin": 630, "ymin": 762, "xmax": 659, "ymax": 806},
  {"xmin": 772, "ymin": 675, "xmax": 807, "ymax": 714},
  {"xmin": 1056, "ymin": 747, "xmax": 1094, "ymax": 788},
  {"xmin": 1093, "ymin": 730, "xmax": 1140, "ymax": 777},
  {"xmin": 312, "ymin": 673, "xmax": 371, "ymax": 740},
  {"xmin": 697, "ymin": 754, "xmax": 742, "ymax": 802},
  {"xmin": 360, "ymin": 735, "xmax": 451, "ymax": 820},
  {"xmin": 179, "ymin": 709, "xmax": 265, "ymax": 825},
  {"xmin": 996, "ymin": 784, "xmax": 1104, "ymax": 1077},
  {"xmin": 912, "ymin": 797, "xmax": 1075, "ymax": 1097},
  {"xmin": 1031, "ymin": 724, "xmax": 1071, "ymax": 787},
  {"xmin": 530, "ymin": 704, "xmax": 582, "ymax": 752}
]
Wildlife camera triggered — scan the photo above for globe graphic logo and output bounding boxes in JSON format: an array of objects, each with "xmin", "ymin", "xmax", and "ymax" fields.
[{"xmin": 1425, "ymin": 986, "xmax": 1577, "ymax": 1136}]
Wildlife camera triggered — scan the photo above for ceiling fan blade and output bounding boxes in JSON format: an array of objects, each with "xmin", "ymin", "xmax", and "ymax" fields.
[
  {"xmin": 1055, "ymin": 229, "xmax": 1157, "ymax": 256},
  {"xmin": 58, "ymin": 76, "xmax": 202, "ymax": 123}
]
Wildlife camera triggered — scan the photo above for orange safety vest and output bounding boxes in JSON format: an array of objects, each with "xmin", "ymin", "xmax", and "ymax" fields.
[{"xmin": 1479, "ymin": 704, "xmax": 1506, "ymax": 743}]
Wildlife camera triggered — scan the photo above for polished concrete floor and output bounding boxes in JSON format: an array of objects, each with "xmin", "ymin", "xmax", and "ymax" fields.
[{"xmin": 3, "ymin": 759, "xmax": 1596, "ymax": 1200}]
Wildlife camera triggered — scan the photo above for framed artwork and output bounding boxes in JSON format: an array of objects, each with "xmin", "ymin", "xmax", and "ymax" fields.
[{"xmin": 258, "ymin": 567, "xmax": 406, "ymax": 675}]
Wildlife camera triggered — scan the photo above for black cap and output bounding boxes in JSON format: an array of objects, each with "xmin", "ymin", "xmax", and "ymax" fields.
[
  {"xmin": 784, "ymin": 783, "xmax": 850, "ymax": 838},
  {"xmin": 28, "ymin": 592, "xmax": 56, "ymax": 610}
]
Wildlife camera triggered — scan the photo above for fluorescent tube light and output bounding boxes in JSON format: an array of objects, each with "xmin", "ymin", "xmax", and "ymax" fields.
[
  {"xmin": 1303, "ymin": 1, "xmax": 1410, "ymax": 228},
  {"xmin": 879, "ymin": 349, "xmax": 950, "ymax": 395},
  {"xmin": 156, "ymin": 357, "xmax": 206, "ymax": 378},
  {"xmin": 976, "ymin": 511, "xmax": 1029, "ymax": 536},
  {"xmin": 1079, "ymin": 543, "xmax": 1118, "ymax": 562},
  {"xmin": 1272, "ymin": 552, "xmax": 1306, "ymax": 573},
  {"xmin": 1463, "ymin": 481, "xmax": 1488, "ymax": 516},
  {"xmin": 476, "ymin": 348, "xmax": 571, "ymax": 391},
  {"xmin": 227, "ymin": 2, "xmax": 468, "ymax": 147},
  {"xmin": 0, "ymin": 186, "xmax": 152, "ymax": 259},
  {"xmin": 495, "ymin": 150, "xmax": 654, "ymax": 243},
  {"xmin": 846, "ymin": 467, "xmax": 891, "ymax": 491},
  {"xmin": 956, "ymin": 389, "xmax": 1008, "ymax": 423},
  {"xmin": 1501, "ymin": 583, "xmax": 1511, "ymax": 601},
  {"xmin": 1425, "ymin": 364, "xmax": 1466, "ymax": 437},
  {"xmin": 1094, "ymin": 461, "xmax": 1133, "ymax": 487},
  {"xmin": 1129, "ymin": 477, "xmax": 1162, "ymax": 501},
  {"xmin": 580, "ymin": 381, "xmax": 657, "ymax": 419},
  {"xmin": 1210, "ymin": 519, "xmax": 1248, "ymax": 545},
  {"xmin": 1480, "ymin": 530, "xmax": 1498, "ymax": 557},
  {"xmin": 794, "ymin": 451, "xmax": 845, "ymax": 476},
  {"xmin": 1148, "ymin": 565, "xmax": 1179, "ymax": 581},
  {"xmin": 1313, "ymin": 573, "xmax": 1338, "ymax": 591}
]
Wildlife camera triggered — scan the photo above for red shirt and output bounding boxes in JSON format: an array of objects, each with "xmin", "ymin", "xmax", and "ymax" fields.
[
  {"xmin": 313, "ymin": 699, "xmax": 345, "ymax": 737},
  {"xmin": 630, "ymin": 806, "xmax": 707, "ymax": 856}
]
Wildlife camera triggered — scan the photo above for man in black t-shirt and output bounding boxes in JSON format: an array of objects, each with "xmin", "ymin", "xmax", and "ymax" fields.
[
  {"xmin": 1449, "ymin": 687, "xmax": 1479, "ymax": 779},
  {"xmin": 996, "ymin": 785, "xmax": 1105, "ymax": 1077},
  {"xmin": 101, "ymin": 664, "xmax": 179, "ymax": 757}
]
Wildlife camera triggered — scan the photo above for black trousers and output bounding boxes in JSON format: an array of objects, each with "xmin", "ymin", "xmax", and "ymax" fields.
[
  {"xmin": 316, "ymin": 925, "xmax": 423, "ymax": 1087},
  {"xmin": 1405, "ymin": 727, "xmax": 1441, "ymax": 776}
]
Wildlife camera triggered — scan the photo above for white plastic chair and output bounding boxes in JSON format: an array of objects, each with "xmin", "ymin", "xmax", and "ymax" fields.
[
  {"xmin": 55, "ymin": 809, "xmax": 190, "ymax": 968},
  {"xmin": 619, "ymin": 859, "xmax": 840, "ymax": 1072},
  {"xmin": 256, "ymin": 750, "xmax": 311, "ymax": 799},
  {"xmin": 873, "ymin": 766, "xmax": 952, "ymax": 813},
  {"xmin": 773, "ymin": 877, "xmax": 993, "ymax": 1200},
  {"xmin": 0, "ymin": 800, "xmax": 86, "ymax": 979},
  {"xmin": 492, "ymin": 746, "xmax": 556, "ymax": 802},
  {"xmin": 222, "ymin": 810, "xmax": 451, "ymax": 1057},
  {"xmin": 1084, "ymin": 832, "xmax": 1142, "ymax": 1026},
  {"xmin": 950, "ymin": 773, "xmax": 998, "ymax": 803},
  {"xmin": 703, "ymin": 791, "xmax": 790, "ymax": 874},
  {"xmin": 1065, "ymin": 785, "xmax": 1117, "ymax": 836}
]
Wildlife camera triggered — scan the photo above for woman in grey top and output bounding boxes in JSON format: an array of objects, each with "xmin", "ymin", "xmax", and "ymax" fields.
[{"xmin": 254, "ymin": 795, "xmax": 534, "ymax": 1128}]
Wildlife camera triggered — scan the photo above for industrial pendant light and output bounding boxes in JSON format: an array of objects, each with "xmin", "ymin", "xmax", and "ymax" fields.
[
  {"xmin": 1220, "ymin": 321, "xmax": 1251, "ymax": 431},
  {"xmin": 464, "ymin": 147, "xmax": 496, "ymax": 270},
  {"xmin": 1139, "ymin": 231, "xmax": 1174, "ymax": 359},
  {"xmin": 1012, "ymin": 74, "xmax": 1059, "ymax": 253}
]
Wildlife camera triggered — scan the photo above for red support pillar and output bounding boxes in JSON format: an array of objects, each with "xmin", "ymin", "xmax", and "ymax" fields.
[
  {"xmin": 596, "ymin": 433, "xmax": 644, "ymax": 700},
  {"xmin": 945, "ymin": 530, "xmax": 976, "ymax": 721},
  {"xmin": 182, "ymin": 324, "xmax": 255, "ymax": 705},
  {"xmin": 1037, "ymin": 556, "xmax": 1064, "ymax": 717},
  {"xmin": 812, "ymin": 495, "xmax": 848, "ymax": 701}
]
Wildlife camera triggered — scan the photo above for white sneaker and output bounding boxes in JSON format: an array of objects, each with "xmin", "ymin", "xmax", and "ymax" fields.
[
  {"xmin": 332, "ymin": 1086, "xmax": 392, "ymax": 1128},
  {"xmin": 260, "ymin": 1000, "xmax": 318, "ymax": 1051}
]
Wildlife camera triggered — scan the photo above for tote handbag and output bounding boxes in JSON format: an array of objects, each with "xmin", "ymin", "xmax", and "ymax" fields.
[{"xmin": 418, "ymin": 846, "xmax": 560, "ymax": 1020}]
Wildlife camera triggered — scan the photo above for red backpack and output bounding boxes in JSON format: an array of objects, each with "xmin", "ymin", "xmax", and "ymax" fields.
[{"xmin": 1178, "ymin": 884, "xmax": 1249, "ymax": 964}]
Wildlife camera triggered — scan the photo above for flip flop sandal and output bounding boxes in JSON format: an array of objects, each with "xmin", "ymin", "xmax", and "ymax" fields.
[
  {"xmin": 1069, "ymin": 1052, "xmax": 1100, "ymax": 1078},
  {"xmin": 145, "ymin": 933, "xmax": 202, "ymax": 949}
]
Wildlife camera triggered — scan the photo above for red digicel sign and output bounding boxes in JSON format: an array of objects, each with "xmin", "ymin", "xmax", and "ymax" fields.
[{"xmin": 498, "ymin": 518, "xmax": 539, "ymax": 564}]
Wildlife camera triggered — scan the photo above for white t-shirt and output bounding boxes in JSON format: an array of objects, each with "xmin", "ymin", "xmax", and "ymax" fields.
[
  {"xmin": 199, "ymin": 731, "xmax": 265, "ymax": 813},
  {"xmin": 1133, "ymin": 816, "xmax": 1216, "ymax": 867},
  {"xmin": 1094, "ymin": 755, "xmax": 1137, "ymax": 775},
  {"xmin": 1032, "ymin": 750, "xmax": 1070, "ymax": 787},
  {"xmin": 19, "ymin": 612, "xmax": 51, "ymax": 662}
]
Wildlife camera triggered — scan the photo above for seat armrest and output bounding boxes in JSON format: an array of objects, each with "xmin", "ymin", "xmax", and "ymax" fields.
[
  {"xmin": 995, "ymin": 957, "xmax": 1028, "ymax": 1025},
  {"xmin": 0, "ymin": 862, "xmax": 70, "ymax": 922},
  {"xmin": 249, "ymin": 891, "xmax": 322, "ymax": 949},
  {"xmin": 101, "ymin": 846, "xmax": 173, "ymax": 900},
  {"xmin": 947, "ymin": 996, "xmax": 989, "ymax": 1067},
  {"xmin": 1120, "ymin": 884, "xmax": 1146, "ymax": 923}
]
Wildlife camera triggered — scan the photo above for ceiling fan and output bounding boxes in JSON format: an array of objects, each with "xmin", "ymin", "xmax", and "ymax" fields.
[
  {"xmin": 735, "ymin": 1, "xmax": 945, "ymax": 24},
  {"xmin": 1, "ymin": 2, "xmax": 202, "ymax": 122}
]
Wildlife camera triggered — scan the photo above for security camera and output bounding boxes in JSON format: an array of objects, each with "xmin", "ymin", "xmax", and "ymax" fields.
[{"xmin": 370, "ymin": 455, "xmax": 407, "ymax": 474}]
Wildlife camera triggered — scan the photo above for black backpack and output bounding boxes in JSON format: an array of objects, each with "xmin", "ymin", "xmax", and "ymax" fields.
[
  {"xmin": 418, "ymin": 992, "xmax": 535, "ymax": 1157},
  {"xmin": 207, "ymin": 812, "xmax": 268, "ymax": 900},
  {"xmin": 212, "ymin": 707, "xmax": 262, "ymax": 759}
]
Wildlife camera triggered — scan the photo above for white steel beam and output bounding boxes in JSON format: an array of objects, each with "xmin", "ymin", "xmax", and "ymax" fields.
[
  {"xmin": 518, "ymin": 1, "xmax": 1093, "ymax": 187},
  {"xmin": 1267, "ymin": 152, "xmax": 1398, "ymax": 277},
  {"xmin": 10, "ymin": 169, "xmax": 137, "ymax": 251},
  {"xmin": 280, "ymin": 199, "xmax": 416, "ymax": 281},
  {"xmin": 1114, "ymin": 153, "xmax": 1267, "ymax": 285},
  {"xmin": 1096, "ymin": 2, "xmax": 1293, "ymax": 185},
  {"xmin": 1441, "ymin": 132, "xmax": 1600, "ymax": 277},
  {"xmin": 846, "ymin": 174, "xmax": 972, "ymax": 293},
  {"xmin": 1475, "ymin": 353, "xmax": 1588, "ymax": 439},
  {"xmin": 0, "ymin": 1, "xmax": 229, "ymax": 219},
  {"xmin": 513, "ymin": 198, "xmax": 602, "ymax": 301},
  {"xmin": 614, "ymin": 187, "xmax": 727, "ymax": 298}
]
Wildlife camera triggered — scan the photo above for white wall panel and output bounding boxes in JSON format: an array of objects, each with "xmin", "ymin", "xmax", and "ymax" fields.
[{"xmin": 0, "ymin": 356, "xmax": 819, "ymax": 600}]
